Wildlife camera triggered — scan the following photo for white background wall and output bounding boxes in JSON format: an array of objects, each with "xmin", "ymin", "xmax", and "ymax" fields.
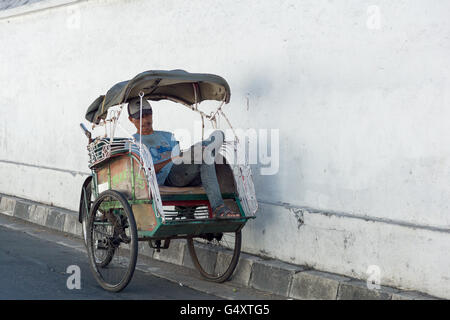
[{"xmin": 0, "ymin": 0, "xmax": 449, "ymax": 298}]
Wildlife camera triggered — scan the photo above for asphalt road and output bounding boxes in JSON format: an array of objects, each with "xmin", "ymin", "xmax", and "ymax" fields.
[{"xmin": 0, "ymin": 217, "xmax": 219, "ymax": 300}]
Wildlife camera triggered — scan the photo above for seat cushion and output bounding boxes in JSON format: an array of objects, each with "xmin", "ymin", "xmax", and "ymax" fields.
[{"xmin": 158, "ymin": 185, "xmax": 206, "ymax": 195}]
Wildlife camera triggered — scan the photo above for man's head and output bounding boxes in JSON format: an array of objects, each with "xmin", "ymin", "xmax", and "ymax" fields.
[{"xmin": 128, "ymin": 98, "xmax": 154, "ymax": 135}]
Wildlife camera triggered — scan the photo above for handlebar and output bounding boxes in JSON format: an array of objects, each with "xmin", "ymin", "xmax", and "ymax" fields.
[{"xmin": 80, "ymin": 123, "xmax": 92, "ymax": 142}]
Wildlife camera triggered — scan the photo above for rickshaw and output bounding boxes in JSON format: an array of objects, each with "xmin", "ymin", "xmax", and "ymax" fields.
[{"xmin": 78, "ymin": 70, "xmax": 258, "ymax": 292}]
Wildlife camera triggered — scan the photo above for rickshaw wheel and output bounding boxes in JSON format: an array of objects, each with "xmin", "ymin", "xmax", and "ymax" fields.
[
  {"xmin": 187, "ymin": 230, "xmax": 241, "ymax": 283},
  {"xmin": 87, "ymin": 190, "xmax": 138, "ymax": 292},
  {"xmin": 83, "ymin": 183, "xmax": 114, "ymax": 268}
]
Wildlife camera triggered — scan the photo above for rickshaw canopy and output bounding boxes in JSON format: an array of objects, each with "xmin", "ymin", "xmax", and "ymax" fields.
[{"xmin": 85, "ymin": 69, "xmax": 231, "ymax": 124}]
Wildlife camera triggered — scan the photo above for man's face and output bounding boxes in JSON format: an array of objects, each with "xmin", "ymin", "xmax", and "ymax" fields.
[{"xmin": 129, "ymin": 113, "xmax": 153, "ymax": 135}]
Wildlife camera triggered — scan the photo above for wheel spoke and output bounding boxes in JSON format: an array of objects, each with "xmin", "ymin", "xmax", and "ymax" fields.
[{"xmin": 87, "ymin": 190, "xmax": 138, "ymax": 292}]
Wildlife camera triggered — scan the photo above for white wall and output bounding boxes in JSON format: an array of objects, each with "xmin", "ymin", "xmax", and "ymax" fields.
[{"xmin": 0, "ymin": 0, "xmax": 449, "ymax": 298}]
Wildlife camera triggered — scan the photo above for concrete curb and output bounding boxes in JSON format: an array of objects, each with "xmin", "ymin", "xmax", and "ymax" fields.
[{"xmin": 0, "ymin": 193, "xmax": 440, "ymax": 300}]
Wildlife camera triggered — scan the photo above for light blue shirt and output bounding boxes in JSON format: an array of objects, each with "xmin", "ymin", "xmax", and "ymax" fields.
[{"xmin": 132, "ymin": 131, "xmax": 180, "ymax": 185}]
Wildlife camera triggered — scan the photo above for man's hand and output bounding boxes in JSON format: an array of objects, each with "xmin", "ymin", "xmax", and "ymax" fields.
[{"xmin": 153, "ymin": 155, "xmax": 181, "ymax": 173}]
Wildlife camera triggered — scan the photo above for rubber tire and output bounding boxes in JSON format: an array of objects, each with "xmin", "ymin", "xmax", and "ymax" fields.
[
  {"xmin": 187, "ymin": 230, "xmax": 241, "ymax": 283},
  {"xmin": 81, "ymin": 183, "xmax": 114, "ymax": 267},
  {"xmin": 87, "ymin": 189, "xmax": 138, "ymax": 292}
]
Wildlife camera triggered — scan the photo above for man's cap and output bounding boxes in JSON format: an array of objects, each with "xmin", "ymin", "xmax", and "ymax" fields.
[{"xmin": 128, "ymin": 97, "xmax": 153, "ymax": 119}]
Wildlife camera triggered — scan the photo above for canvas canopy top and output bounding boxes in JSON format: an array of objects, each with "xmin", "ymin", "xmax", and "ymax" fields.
[{"xmin": 85, "ymin": 69, "xmax": 231, "ymax": 124}]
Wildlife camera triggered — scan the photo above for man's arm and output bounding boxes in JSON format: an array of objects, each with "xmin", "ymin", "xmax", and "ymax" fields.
[
  {"xmin": 151, "ymin": 133, "xmax": 182, "ymax": 173},
  {"xmin": 153, "ymin": 155, "xmax": 181, "ymax": 173}
]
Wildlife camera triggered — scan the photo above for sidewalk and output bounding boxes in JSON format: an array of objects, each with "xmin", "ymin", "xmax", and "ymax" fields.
[{"xmin": 0, "ymin": 193, "xmax": 439, "ymax": 300}]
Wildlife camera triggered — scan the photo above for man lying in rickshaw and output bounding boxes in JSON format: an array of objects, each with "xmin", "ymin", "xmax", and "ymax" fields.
[{"xmin": 127, "ymin": 98, "xmax": 240, "ymax": 219}]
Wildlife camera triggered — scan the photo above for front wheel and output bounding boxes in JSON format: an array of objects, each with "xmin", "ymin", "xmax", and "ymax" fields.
[
  {"xmin": 86, "ymin": 190, "xmax": 138, "ymax": 292},
  {"xmin": 187, "ymin": 231, "xmax": 241, "ymax": 283}
]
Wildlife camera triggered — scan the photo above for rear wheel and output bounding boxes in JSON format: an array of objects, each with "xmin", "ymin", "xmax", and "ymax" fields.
[
  {"xmin": 87, "ymin": 190, "xmax": 138, "ymax": 292},
  {"xmin": 187, "ymin": 230, "xmax": 241, "ymax": 283}
]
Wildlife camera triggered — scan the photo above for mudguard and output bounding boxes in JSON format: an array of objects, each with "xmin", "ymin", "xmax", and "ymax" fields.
[{"xmin": 78, "ymin": 175, "xmax": 93, "ymax": 223}]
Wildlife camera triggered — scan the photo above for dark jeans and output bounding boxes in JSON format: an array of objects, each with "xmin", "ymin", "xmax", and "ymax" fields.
[
  {"xmin": 164, "ymin": 163, "xmax": 224, "ymax": 210},
  {"xmin": 163, "ymin": 130, "xmax": 225, "ymax": 211}
]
